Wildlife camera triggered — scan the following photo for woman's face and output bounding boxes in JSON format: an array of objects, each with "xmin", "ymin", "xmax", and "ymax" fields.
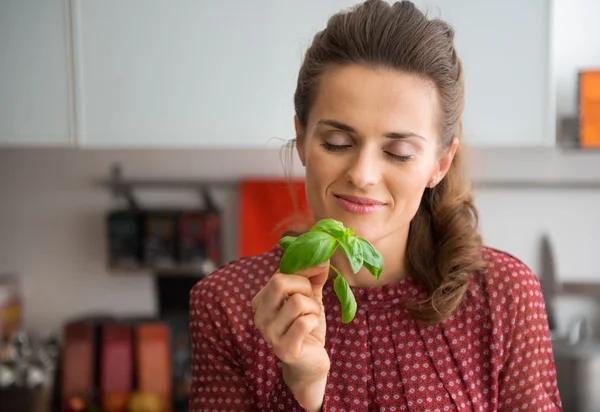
[{"xmin": 295, "ymin": 64, "xmax": 457, "ymax": 246}]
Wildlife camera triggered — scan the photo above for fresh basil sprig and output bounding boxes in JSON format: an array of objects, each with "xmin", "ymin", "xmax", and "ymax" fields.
[{"xmin": 278, "ymin": 218, "xmax": 384, "ymax": 323}]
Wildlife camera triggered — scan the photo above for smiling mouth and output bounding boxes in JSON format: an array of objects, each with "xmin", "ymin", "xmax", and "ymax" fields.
[
  {"xmin": 333, "ymin": 194, "xmax": 387, "ymax": 215},
  {"xmin": 334, "ymin": 194, "xmax": 387, "ymax": 206}
]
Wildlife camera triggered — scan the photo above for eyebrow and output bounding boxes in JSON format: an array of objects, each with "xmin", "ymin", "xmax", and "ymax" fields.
[{"xmin": 316, "ymin": 118, "xmax": 426, "ymax": 140}]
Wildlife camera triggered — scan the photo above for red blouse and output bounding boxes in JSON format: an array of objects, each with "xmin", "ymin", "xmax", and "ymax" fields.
[{"xmin": 189, "ymin": 246, "xmax": 562, "ymax": 411}]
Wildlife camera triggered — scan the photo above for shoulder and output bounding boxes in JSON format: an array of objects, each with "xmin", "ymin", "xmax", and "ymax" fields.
[
  {"xmin": 468, "ymin": 245, "xmax": 545, "ymax": 317},
  {"xmin": 190, "ymin": 246, "xmax": 283, "ymax": 315},
  {"xmin": 476, "ymin": 245, "xmax": 542, "ymax": 296}
]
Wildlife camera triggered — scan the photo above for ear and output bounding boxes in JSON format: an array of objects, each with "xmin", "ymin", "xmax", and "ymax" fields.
[
  {"xmin": 428, "ymin": 138, "xmax": 459, "ymax": 188},
  {"xmin": 294, "ymin": 115, "xmax": 306, "ymax": 167}
]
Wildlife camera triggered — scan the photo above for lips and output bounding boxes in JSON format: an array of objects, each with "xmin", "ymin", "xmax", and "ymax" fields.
[
  {"xmin": 334, "ymin": 194, "xmax": 386, "ymax": 206},
  {"xmin": 334, "ymin": 194, "xmax": 386, "ymax": 215}
]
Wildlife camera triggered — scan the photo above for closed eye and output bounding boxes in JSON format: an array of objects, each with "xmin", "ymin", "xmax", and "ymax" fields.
[
  {"xmin": 321, "ymin": 142, "xmax": 413, "ymax": 163},
  {"xmin": 385, "ymin": 152, "xmax": 412, "ymax": 163},
  {"xmin": 320, "ymin": 142, "xmax": 351, "ymax": 152}
]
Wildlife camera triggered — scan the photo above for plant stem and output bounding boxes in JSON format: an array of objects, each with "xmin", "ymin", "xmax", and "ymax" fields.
[{"xmin": 330, "ymin": 264, "xmax": 342, "ymax": 278}]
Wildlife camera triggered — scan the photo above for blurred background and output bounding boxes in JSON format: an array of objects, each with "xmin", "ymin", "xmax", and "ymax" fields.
[{"xmin": 1, "ymin": 0, "xmax": 599, "ymax": 411}]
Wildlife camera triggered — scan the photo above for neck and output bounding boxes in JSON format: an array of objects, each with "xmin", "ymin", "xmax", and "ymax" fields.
[{"xmin": 330, "ymin": 225, "xmax": 409, "ymax": 288}]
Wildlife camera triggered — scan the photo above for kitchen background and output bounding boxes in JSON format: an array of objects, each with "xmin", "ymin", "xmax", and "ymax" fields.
[{"xmin": 1, "ymin": 0, "xmax": 600, "ymax": 411}]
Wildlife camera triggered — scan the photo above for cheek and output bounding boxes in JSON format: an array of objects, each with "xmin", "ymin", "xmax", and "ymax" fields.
[
  {"xmin": 387, "ymin": 162, "xmax": 431, "ymax": 209},
  {"xmin": 304, "ymin": 139, "xmax": 344, "ymax": 181},
  {"xmin": 303, "ymin": 146, "xmax": 331, "ymax": 203}
]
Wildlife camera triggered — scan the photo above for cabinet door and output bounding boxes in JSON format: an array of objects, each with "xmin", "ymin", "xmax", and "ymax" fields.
[
  {"xmin": 75, "ymin": 0, "xmax": 553, "ymax": 148},
  {"xmin": 74, "ymin": 0, "xmax": 359, "ymax": 148},
  {"xmin": 0, "ymin": 0, "xmax": 74, "ymax": 146},
  {"xmin": 415, "ymin": 0, "xmax": 554, "ymax": 147}
]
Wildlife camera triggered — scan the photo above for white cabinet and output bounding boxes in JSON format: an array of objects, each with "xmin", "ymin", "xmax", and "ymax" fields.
[
  {"xmin": 0, "ymin": 0, "xmax": 74, "ymax": 146},
  {"xmin": 73, "ymin": 0, "xmax": 356, "ymax": 148},
  {"xmin": 415, "ymin": 0, "xmax": 554, "ymax": 147},
  {"xmin": 72, "ymin": 0, "xmax": 553, "ymax": 148}
]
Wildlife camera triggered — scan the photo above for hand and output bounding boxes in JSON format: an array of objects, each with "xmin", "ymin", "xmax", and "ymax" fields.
[{"xmin": 252, "ymin": 261, "xmax": 330, "ymax": 410}]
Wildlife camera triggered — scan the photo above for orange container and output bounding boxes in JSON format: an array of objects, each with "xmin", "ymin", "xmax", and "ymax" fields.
[
  {"xmin": 579, "ymin": 70, "xmax": 600, "ymax": 148},
  {"xmin": 135, "ymin": 322, "xmax": 172, "ymax": 411}
]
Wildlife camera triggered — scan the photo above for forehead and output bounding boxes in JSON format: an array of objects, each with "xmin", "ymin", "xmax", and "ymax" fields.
[{"xmin": 308, "ymin": 64, "xmax": 440, "ymax": 139}]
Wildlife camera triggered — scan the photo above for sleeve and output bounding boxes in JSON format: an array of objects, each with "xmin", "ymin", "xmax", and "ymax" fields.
[
  {"xmin": 264, "ymin": 378, "xmax": 318, "ymax": 411},
  {"xmin": 188, "ymin": 281, "xmax": 252, "ymax": 412},
  {"xmin": 497, "ymin": 268, "xmax": 562, "ymax": 411},
  {"xmin": 189, "ymin": 279, "xmax": 316, "ymax": 412}
]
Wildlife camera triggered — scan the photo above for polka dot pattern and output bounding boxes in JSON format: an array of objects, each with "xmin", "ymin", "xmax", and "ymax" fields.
[{"xmin": 189, "ymin": 246, "xmax": 562, "ymax": 411}]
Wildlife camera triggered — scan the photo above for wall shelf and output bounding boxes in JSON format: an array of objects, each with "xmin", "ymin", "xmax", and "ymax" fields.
[
  {"xmin": 99, "ymin": 162, "xmax": 600, "ymax": 196},
  {"xmin": 472, "ymin": 180, "xmax": 600, "ymax": 190},
  {"xmin": 101, "ymin": 163, "xmax": 225, "ymax": 276},
  {"xmin": 108, "ymin": 265, "xmax": 209, "ymax": 277},
  {"xmin": 561, "ymin": 281, "xmax": 600, "ymax": 297}
]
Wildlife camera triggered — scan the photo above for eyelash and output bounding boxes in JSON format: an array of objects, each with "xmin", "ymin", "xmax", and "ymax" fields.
[
  {"xmin": 320, "ymin": 142, "xmax": 349, "ymax": 152},
  {"xmin": 385, "ymin": 152, "xmax": 413, "ymax": 163},
  {"xmin": 320, "ymin": 142, "xmax": 412, "ymax": 163}
]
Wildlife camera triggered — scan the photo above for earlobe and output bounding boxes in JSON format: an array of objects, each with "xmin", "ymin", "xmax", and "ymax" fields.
[
  {"xmin": 428, "ymin": 176, "xmax": 439, "ymax": 188},
  {"xmin": 431, "ymin": 138, "xmax": 459, "ymax": 188},
  {"xmin": 449, "ymin": 137, "xmax": 459, "ymax": 159}
]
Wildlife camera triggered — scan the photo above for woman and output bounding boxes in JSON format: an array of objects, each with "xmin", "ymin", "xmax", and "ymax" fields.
[{"xmin": 189, "ymin": 1, "xmax": 562, "ymax": 411}]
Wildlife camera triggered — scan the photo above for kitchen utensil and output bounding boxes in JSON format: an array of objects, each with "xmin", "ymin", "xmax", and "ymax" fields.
[
  {"xmin": 539, "ymin": 234, "xmax": 559, "ymax": 332},
  {"xmin": 107, "ymin": 209, "xmax": 144, "ymax": 269},
  {"xmin": 143, "ymin": 210, "xmax": 179, "ymax": 268}
]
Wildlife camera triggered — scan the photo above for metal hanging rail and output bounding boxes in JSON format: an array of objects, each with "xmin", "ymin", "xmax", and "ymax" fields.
[{"xmin": 98, "ymin": 163, "xmax": 239, "ymax": 209}]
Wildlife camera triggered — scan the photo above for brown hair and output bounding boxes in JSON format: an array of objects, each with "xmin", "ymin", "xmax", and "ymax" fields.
[{"xmin": 287, "ymin": 0, "xmax": 486, "ymax": 323}]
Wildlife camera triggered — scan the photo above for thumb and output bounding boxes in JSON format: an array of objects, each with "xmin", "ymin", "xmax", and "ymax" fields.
[{"xmin": 296, "ymin": 260, "xmax": 330, "ymax": 302}]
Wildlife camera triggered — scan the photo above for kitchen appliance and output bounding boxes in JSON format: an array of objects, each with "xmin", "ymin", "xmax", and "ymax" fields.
[
  {"xmin": 539, "ymin": 235, "xmax": 600, "ymax": 411},
  {"xmin": 553, "ymin": 316, "xmax": 600, "ymax": 412},
  {"xmin": 0, "ymin": 331, "xmax": 60, "ymax": 412}
]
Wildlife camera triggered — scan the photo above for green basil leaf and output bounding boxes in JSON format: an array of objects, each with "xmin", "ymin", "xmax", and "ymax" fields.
[
  {"xmin": 333, "ymin": 273, "xmax": 357, "ymax": 324},
  {"xmin": 338, "ymin": 235, "xmax": 363, "ymax": 274},
  {"xmin": 356, "ymin": 237, "xmax": 384, "ymax": 280},
  {"xmin": 278, "ymin": 236, "xmax": 297, "ymax": 250},
  {"xmin": 310, "ymin": 218, "xmax": 347, "ymax": 239},
  {"xmin": 279, "ymin": 231, "xmax": 338, "ymax": 274}
]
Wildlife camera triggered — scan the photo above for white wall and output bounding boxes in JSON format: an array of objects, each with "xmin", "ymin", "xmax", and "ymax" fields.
[
  {"xmin": 1, "ymin": 147, "xmax": 599, "ymax": 338},
  {"xmin": 553, "ymin": 0, "xmax": 600, "ymax": 118}
]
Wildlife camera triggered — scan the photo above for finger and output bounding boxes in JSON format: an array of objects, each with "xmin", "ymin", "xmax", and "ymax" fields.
[
  {"xmin": 295, "ymin": 260, "xmax": 331, "ymax": 301},
  {"xmin": 253, "ymin": 273, "xmax": 314, "ymax": 334},
  {"xmin": 260, "ymin": 273, "xmax": 314, "ymax": 313},
  {"xmin": 277, "ymin": 314, "xmax": 320, "ymax": 362},
  {"xmin": 294, "ymin": 260, "xmax": 330, "ymax": 278},
  {"xmin": 272, "ymin": 293, "xmax": 322, "ymax": 339}
]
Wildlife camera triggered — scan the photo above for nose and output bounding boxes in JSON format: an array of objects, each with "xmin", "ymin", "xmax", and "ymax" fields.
[{"xmin": 345, "ymin": 147, "xmax": 381, "ymax": 188}]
